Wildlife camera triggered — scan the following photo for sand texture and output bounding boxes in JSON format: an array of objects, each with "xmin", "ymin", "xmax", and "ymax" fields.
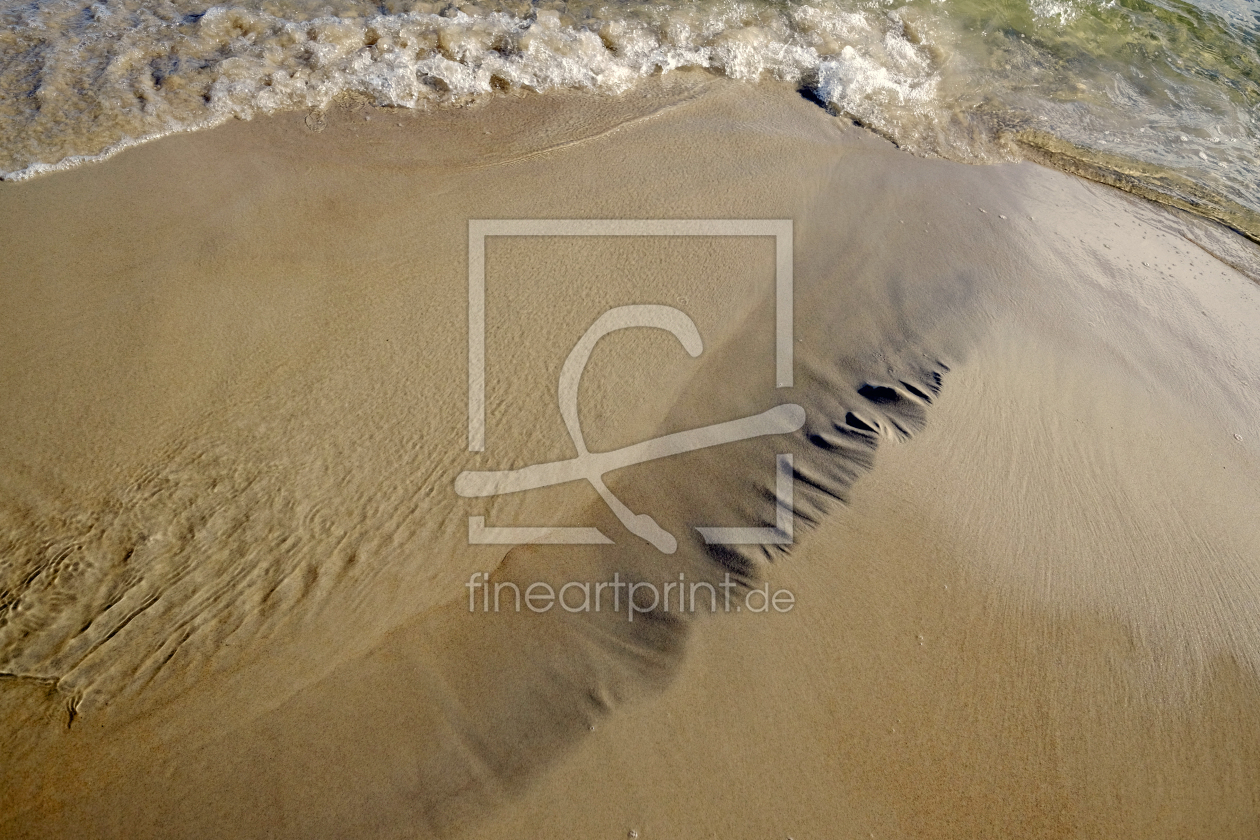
[{"xmin": 2, "ymin": 78, "xmax": 1259, "ymax": 838}]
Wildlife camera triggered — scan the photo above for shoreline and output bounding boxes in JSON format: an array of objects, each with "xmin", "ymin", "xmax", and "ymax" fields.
[{"xmin": 6, "ymin": 77, "xmax": 1260, "ymax": 261}]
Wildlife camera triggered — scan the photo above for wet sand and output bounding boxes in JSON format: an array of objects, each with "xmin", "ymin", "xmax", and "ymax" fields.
[{"xmin": 2, "ymin": 77, "xmax": 1259, "ymax": 838}]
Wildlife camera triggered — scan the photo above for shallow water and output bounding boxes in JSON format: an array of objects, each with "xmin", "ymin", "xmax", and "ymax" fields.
[{"xmin": 1, "ymin": 0, "xmax": 1257, "ymax": 234}]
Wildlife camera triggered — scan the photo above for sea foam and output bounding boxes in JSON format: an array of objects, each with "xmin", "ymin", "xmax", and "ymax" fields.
[
  {"xmin": 0, "ymin": 0, "xmax": 948, "ymax": 180},
  {"xmin": 1, "ymin": 0, "xmax": 1258, "ymax": 229}
]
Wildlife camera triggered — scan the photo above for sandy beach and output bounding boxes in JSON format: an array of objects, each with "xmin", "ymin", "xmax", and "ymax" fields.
[{"xmin": 2, "ymin": 76, "xmax": 1260, "ymax": 838}]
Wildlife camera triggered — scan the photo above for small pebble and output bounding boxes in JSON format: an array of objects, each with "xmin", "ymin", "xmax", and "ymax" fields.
[
  {"xmin": 628, "ymin": 830, "xmax": 638, "ymax": 839},
  {"xmin": 1236, "ymin": 434, "xmax": 1244, "ymax": 441},
  {"xmin": 999, "ymin": 214, "xmax": 1007, "ymax": 219},
  {"xmin": 979, "ymin": 208, "xmax": 987, "ymax": 214}
]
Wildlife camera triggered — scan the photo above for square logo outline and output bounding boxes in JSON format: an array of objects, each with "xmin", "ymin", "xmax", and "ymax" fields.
[{"xmin": 465, "ymin": 219, "xmax": 796, "ymax": 548}]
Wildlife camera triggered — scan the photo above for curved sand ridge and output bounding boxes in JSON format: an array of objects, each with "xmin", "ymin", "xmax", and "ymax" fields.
[{"xmin": 2, "ymin": 79, "xmax": 1260, "ymax": 837}]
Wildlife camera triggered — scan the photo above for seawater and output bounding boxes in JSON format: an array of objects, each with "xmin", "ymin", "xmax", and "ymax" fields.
[{"xmin": 1, "ymin": 0, "xmax": 1258, "ymax": 234}]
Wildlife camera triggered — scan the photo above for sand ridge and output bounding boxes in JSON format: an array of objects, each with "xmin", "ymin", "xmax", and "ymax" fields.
[{"xmin": 1, "ymin": 79, "xmax": 1259, "ymax": 837}]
